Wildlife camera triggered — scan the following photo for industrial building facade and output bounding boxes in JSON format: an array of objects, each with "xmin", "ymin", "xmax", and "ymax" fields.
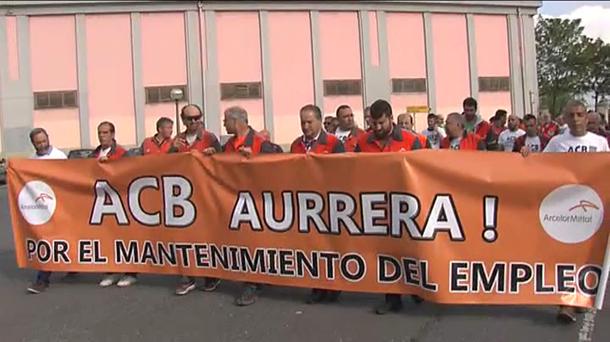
[{"xmin": 0, "ymin": 1, "xmax": 540, "ymax": 155}]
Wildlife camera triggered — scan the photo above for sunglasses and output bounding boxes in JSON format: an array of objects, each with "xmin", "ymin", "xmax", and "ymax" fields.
[{"xmin": 183, "ymin": 115, "xmax": 202, "ymax": 123}]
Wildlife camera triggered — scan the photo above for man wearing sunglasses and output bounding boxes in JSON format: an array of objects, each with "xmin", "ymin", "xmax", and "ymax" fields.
[
  {"xmin": 169, "ymin": 104, "xmax": 221, "ymax": 155},
  {"xmin": 171, "ymin": 104, "xmax": 222, "ymax": 296}
]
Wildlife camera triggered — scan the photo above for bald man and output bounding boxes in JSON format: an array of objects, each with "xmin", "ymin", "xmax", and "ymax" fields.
[
  {"xmin": 497, "ymin": 114, "xmax": 525, "ymax": 152},
  {"xmin": 397, "ymin": 113, "xmax": 429, "ymax": 147},
  {"xmin": 440, "ymin": 113, "xmax": 486, "ymax": 150}
]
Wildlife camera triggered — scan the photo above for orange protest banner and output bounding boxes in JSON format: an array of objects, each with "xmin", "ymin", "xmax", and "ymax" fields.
[{"xmin": 7, "ymin": 151, "xmax": 610, "ymax": 307}]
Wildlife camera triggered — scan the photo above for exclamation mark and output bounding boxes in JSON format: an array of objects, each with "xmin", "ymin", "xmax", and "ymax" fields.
[{"xmin": 483, "ymin": 196, "xmax": 498, "ymax": 243}]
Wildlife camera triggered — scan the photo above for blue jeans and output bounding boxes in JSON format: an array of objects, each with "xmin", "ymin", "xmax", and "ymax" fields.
[{"xmin": 36, "ymin": 271, "xmax": 51, "ymax": 284}]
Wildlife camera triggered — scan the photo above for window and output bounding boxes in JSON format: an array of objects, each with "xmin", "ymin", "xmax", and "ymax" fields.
[
  {"xmin": 323, "ymin": 79, "xmax": 362, "ymax": 96},
  {"xmin": 33, "ymin": 90, "xmax": 78, "ymax": 110},
  {"xmin": 145, "ymin": 85, "xmax": 188, "ymax": 104},
  {"xmin": 479, "ymin": 77, "xmax": 510, "ymax": 92},
  {"xmin": 220, "ymin": 82, "xmax": 262, "ymax": 100},
  {"xmin": 391, "ymin": 78, "xmax": 427, "ymax": 93}
]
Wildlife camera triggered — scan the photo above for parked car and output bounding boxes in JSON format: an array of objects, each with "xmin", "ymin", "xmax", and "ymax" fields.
[{"xmin": 67, "ymin": 149, "xmax": 94, "ymax": 159}]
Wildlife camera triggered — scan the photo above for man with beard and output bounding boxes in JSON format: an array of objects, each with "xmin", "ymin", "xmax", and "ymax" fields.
[
  {"xmin": 354, "ymin": 99, "xmax": 424, "ymax": 314},
  {"xmin": 462, "ymin": 97, "xmax": 490, "ymax": 139},
  {"xmin": 513, "ymin": 114, "xmax": 548, "ymax": 154},
  {"xmin": 497, "ymin": 114, "xmax": 525, "ymax": 152}
]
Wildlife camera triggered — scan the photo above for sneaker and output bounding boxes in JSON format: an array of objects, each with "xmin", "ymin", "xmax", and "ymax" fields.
[
  {"xmin": 306, "ymin": 289, "xmax": 326, "ymax": 304},
  {"xmin": 175, "ymin": 280, "xmax": 196, "ymax": 296},
  {"xmin": 375, "ymin": 295, "xmax": 403, "ymax": 315},
  {"xmin": 117, "ymin": 275, "xmax": 137, "ymax": 287},
  {"xmin": 202, "ymin": 278, "xmax": 221, "ymax": 292},
  {"xmin": 235, "ymin": 284, "xmax": 259, "ymax": 306},
  {"xmin": 27, "ymin": 281, "xmax": 48, "ymax": 294},
  {"xmin": 99, "ymin": 274, "xmax": 120, "ymax": 288},
  {"xmin": 557, "ymin": 305, "xmax": 577, "ymax": 324}
]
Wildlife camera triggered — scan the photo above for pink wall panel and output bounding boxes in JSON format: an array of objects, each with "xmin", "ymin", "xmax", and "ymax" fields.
[
  {"xmin": 432, "ymin": 14, "xmax": 470, "ymax": 116},
  {"xmin": 216, "ymin": 12, "xmax": 264, "ymax": 134},
  {"xmin": 387, "ymin": 13, "xmax": 427, "ymax": 79},
  {"xmin": 141, "ymin": 12, "xmax": 186, "ymax": 86},
  {"xmin": 6, "ymin": 16, "xmax": 19, "ymax": 81},
  {"xmin": 141, "ymin": 12, "xmax": 187, "ymax": 138},
  {"xmin": 85, "ymin": 14, "xmax": 135, "ymax": 146},
  {"xmin": 268, "ymin": 12, "xmax": 314, "ymax": 145},
  {"xmin": 474, "ymin": 15, "xmax": 510, "ymax": 77},
  {"xmin": 368, "ymin": 11, "xmax": 379, "ymax": 67},
  {"xmin": 319, "ymin": 12, "xmax": 363, "ymax": 127},
  {"xmin": 474, "ymin": 15, "xmax": 511, "ymax": 117},
  {"xmin": 30, "ymin": 16, "xmax": 80, "ymax": 149},
  {"xmin": 387, "ymin": 12, "xmax": 428, "ymax": 132}
]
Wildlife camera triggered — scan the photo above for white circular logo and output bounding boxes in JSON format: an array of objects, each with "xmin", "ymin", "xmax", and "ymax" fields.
[
  {"xmin": 18, "ymin": 180, "xmax": 57, "ymax": 225},
  {"xmin": 539, "ymin": 185, "xmax": 604, "ymax": 244}
]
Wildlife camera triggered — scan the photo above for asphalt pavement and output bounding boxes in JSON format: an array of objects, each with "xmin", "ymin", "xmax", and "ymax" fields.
[{"xmin": 0, "ymin": 184, "xmax": 608, "ymax": 342}]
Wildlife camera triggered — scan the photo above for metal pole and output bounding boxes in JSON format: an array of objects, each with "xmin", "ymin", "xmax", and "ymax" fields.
[{"xmin": 175, "ymin": 99, "xmax": 180, "ymax": 133}]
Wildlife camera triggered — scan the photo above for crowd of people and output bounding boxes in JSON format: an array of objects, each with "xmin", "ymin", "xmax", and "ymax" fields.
[{"xmin": 23, "ymin": 96, "xmax": 608, "ymax": 324}]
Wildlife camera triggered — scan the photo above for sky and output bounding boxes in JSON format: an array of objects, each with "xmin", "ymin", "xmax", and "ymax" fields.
[{"xmin": 540, "ymin": 1, "xmax": 610, "ymax": 42}]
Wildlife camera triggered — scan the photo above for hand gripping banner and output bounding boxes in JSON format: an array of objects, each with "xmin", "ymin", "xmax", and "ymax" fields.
[{"xmin": 7, "ymin": 151, "xmax": 610, "ymax": 308}]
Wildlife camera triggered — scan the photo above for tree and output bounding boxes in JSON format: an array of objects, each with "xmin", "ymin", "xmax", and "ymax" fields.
[
  {"xmin": 536, "ymin": 17, "xmax": 589, "ymax": 115},
  {"xmin": 581, "ymin": 38, "xmax": 610, "ymax": 111}
]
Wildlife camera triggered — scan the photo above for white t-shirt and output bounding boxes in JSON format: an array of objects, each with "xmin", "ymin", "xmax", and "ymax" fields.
[
  {"xmin": 449, "ymin": 137, "xmax": 461, "ymax": 150},
  {"xmin": 498, "ymin": 129, "xmax": 525, "ymax": 152},
  {"xmin": 31, "ymin": 146, "xmax": 67, "ymax": 160},
  {"xmin": 421, "ymin": 127, "xmax": 446, "ymax": 149},
  {"xmin": 334, "ymin": 128, "xmax": 351, "ymax": 143},
  {"xmin": 524, "ymin": 136, "xmax": 542, "ymax": 152},
  {"xmin": 544, "ymin": 131, "xmax": 610, "ymax": 153},
  {"xmin": 98, "ymin": 147, "xmax": 112, "ymax": 159},
  {"xmin": 186, "ymin": 133, "xmax": 197, "ymax": 145}
]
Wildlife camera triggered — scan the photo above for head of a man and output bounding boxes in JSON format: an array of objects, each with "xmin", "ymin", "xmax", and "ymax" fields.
[
  {"xmin": 427, "ymin": 113, "xmax": 438, "ymax": 129},
  {"xmin": 156, "ymin": 117, "xmax": 174, "ymax": 139},
  {"xmin": 336, "ymin": 105, "xmax": 354, "ymax": 131},
  {"xmin": 300, "ymin": 104, "xmax": 323, "ymax": 140},
  {"xmin": 587, "ymin": 111, "xmax": 602, "ymax": 134},
  {"xmin": 507, "ymin": 114, "xmax": 520, "ymax": 131},
  {"xmin": 463, "ymin": 97, "xmax": 478, "ymax": 121},
  {"xmin": 563, "ymin": 100, "xmax": 588, "ymax": 137},
  {"xmin": 97, "ymin": 121, "xmax": 115, "ymax": 148},
  {"xmin": 323, "ymin": 116, "xmax": 337, "ymax": 133},
  {"xmin": 259, "ymin": 129, "xmax": 271, "ymax": 141},
  {"xmin": 223, "ymin": 106, "xmax": 249, "ymax": 135},
  {"xmin": 369, "ymin": 99, "xmax": 394, "ymax": 140},
  {"xmin": 445, "ymin": 112, "xmax": 465, "ymax": 139},
  {"xmin": 29, "ymin": 128, "xmax": 50, "ymax": 155},
  {"xmin": 494, "ymin": 110, "xmax": 508, "ymax": 128},
  {"xmin": 181, "ymin": 104, "xmax": 203, "ymax": 134},
  {"xmin": 540, "ymin": 112, "xmax": 551, "ymax": 125},
  {"xmin": 436, "ymin": 114, "xmax": 445, "ymax": 127},
  {"xmin": 397, "ymin": 113, "xmax": 413, "ymax": 131},
  {"xmin": 523, "ymin": 114, "xmax": 538, "ymax": 137}
]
